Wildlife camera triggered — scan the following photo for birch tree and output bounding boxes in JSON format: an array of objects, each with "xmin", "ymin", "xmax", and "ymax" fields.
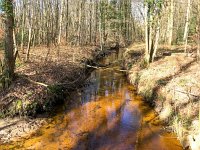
[
  {"xmin": 58, "ymin": 0, "xmax": 64, "ymax": 45},
  {"xmin": 144, "ymin": 0, "xmax": 163, "ymax": 63},
  {"xmin": 183, "ymin": 0, "xmax": 191, "ymax": 54},
  {"xmin": 167, "ymin": 0, "xmax": 174, "ymax": 45},
  {"xmin": 25, "ymin": 1, "xmax": 33, "ymax": 61}
]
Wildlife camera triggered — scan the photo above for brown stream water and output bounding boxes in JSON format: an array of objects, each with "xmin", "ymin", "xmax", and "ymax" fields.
[{"xmin": 1, "ymin": 52, "xmax": 182, "ymax": 150}]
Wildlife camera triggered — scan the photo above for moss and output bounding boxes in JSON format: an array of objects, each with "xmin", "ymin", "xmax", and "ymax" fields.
[
  {"xmin": 0, "ymin": 111, "xmax": 6, "ymax": 118},
  {"xmin": 178, "ymin": 79, "xmax": 188, "ymax": 87},
  {"xmin": 142, "ymin": 88, "xmax": 153, "ymax": 101},
  {"xmin": 127, "ymin": 63, "xmax": 133, "ymax": 70},
  {"xmin": 0, "ymin": 72, "xmax": 12, "ymax": 89},
  {"xmin": 0, "ymin": 85, "xmax": 66, "ymax": 118},
  {"xmin": 48, "ymin": 85, "xmax": 63, "ymax": 94},
  {"xmin": 24, "ymin": 101, "xmax": 40, "ymax": 116},
  {"xmin": 139, "ymin": 59, "xmax": 148, "ymax": 69},
  {"xmin": 2, "ymin": 100, "xmax": 23, "ymax": 117},
  {"xmin": 6, "ymin": 103, "xmax": 17, "ymax": 117},
  {"xmin": 156, "ymin": 79, "xmax": 168, "ymax": 86},
  {"xmin": 157, "ymin": 93, "xmax": 166, "ymax": 102},
  {"xmin": 16, "ymin": 99, "xmax": 22, "ymax": 110},
  {"xmin": 0, "ymin": 99, "xmax": 39, "ymax": 117},
  {"xmin": 15, "ymin": 59, "xmax": 24, "ymax": 68}
]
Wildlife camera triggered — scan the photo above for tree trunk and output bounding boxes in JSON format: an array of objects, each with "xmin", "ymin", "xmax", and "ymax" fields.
[
  {"xmin": 145, "ymin": 4, "xmax": 150, "ymax": 62},
  {"xmin": 20, "ymin": 0, "xmax": 26, "ymax": 53},
  {"xmin": 183, "ymin": 0, "xmax": 191, "ymax": 54},
  {"xmin": 94, "ymin": 1, "xmax": 98, "ymax": 45},
  {"xmin": 99, "ymin": 0, "xmax": 103, "ymax": 50},
  {"xmin": 65, "ymin": 0, "xmax": 69, "ymax": 44},
  {"xmin": 167, "ymin": 0, "xmax": 174, "ymax": 46},
  {"xmin": 13, "ymin": 30, "xmax": 19, "ymax": 61},
  {"xmin": 152, "ymin": 19, "xmax": 160, "ymax": 62},
  {"xmin": 89, "ymin": 0, "xmax": 92, "ymax": 44},
  {"xmin": 197, "ymin": 2, "xmax": 200, "ymax": 61},
  {"xmin": 25, "ymin": 26, "xmax": 32, "ymax": 61},
  {"xmin": 58, "ymin": 0, "xmax": 64, "ymax": 44},
  {"xmin": 3, "ymin": 0, "xmax": 15, "ymax": 82}
]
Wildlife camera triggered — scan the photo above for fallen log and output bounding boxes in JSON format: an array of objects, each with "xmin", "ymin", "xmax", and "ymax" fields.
[{"xmin": 86, "ymin": 65, "xmax": 128, "ymax": 72}]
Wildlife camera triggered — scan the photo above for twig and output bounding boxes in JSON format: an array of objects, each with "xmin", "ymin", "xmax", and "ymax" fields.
[
  {"xmin": 168, "ymin": 87, "xmax": 199, "ymax": 98},
  {"xmin": 19, "ymin": 75, "xmax": 48, "ymax": 87},
  {"xmin": 86, "ymin": 65, "xmax": 128, "ymax": 72},
  {"xmin": 86, "ymin": 64, "xmax": 99, "ymax": 69}
]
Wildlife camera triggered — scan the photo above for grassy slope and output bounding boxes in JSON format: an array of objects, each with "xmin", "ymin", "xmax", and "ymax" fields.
[{"xmin": 126, "ymin": 44, "xmax": 200, "ymax": 150}]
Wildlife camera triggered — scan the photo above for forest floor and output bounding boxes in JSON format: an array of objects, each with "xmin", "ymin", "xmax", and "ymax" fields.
[
  {"xmin": 125, "ymin": 44, "xmax": 200, "ymax": 150},
  {"xmin": 0, "ymin": 45, "xmax": 100, "ymax": 143}
]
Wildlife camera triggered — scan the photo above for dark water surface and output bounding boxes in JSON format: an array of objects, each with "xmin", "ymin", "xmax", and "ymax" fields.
[{"xmin": 1, "ymin": 51, "xmax": 182, "ymax": 150}]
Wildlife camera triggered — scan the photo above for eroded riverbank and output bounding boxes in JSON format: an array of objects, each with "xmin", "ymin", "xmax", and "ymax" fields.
[
  {"xmin": 0, "ymin": 50, "xmax": 182, "ymax": 150},
  {"xmin": 0, "ymin": 45, "xmax": 103, "ymax": 145},
  {"xmin": 126, "ymin": 44, "xmax": 200, "ymax": 150}
]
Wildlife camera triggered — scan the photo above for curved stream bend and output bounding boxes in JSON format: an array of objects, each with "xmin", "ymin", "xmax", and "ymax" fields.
[{"xmin": 1, "ymin": 51, "xmax": 182, "ymax": 150}]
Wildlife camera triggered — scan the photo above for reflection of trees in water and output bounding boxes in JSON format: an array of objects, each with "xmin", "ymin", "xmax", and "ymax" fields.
[
  {"xmin": 80, "ymin": 67, "xmax": 126, "ymax": 103},
  {"xmin": 80, "ymin": 71, "xmax": 100, "ymax": 103}
]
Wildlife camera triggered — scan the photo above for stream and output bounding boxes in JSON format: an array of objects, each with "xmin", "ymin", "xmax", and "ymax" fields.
[{"xmin": 1, "ymin": 50, "xmax": 182, "ymax": 150}]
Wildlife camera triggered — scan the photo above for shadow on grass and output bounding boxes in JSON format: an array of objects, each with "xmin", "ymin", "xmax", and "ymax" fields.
[{"xmin": 142, "ymin": 58, "xmax": 197, "ymax": 105}]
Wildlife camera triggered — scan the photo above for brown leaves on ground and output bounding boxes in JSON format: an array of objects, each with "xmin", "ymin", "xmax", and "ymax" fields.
[
  {"xmin": 18, "ymin": 46, "xmax": 97, "ymax": 84},
  {"xmin": 0, "ymin": 45, "xmax": 98, "ymax": 117}
]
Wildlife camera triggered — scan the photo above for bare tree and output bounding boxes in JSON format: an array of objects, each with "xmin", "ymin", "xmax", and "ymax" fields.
[
  {"xmin": 197, "ymin": 1, "xmax": 200, "ymax": 61},
  {"xmin": 1, "ymin": 0, "xmax": 15, "ymax": 85},
  {"xmin": 12, "ymin": 0, "xmax": 139, "ymax": 49},
  {"xmin": 144, "ymin": 0, "xmax": 163, "ymax": 63},
  {"xmin": 183, "ymin": 0, "xmax": 191, "ymax": 54},
  {"xmin": 167, "ymin": 0, "xmax": 174, "ymax": 46}
]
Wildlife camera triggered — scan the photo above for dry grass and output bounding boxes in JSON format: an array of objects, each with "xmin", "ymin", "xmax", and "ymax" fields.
[
  {"xmin": 188, "ymin": 120, "xmax": 200, "ymax": 150},
  {"xmin": 172, "ymin": 117, "xmax": 187, "ymax": 147},
  {"xmin": 126, "ymin": 44, "xmax": 200, "ymax": 149}
]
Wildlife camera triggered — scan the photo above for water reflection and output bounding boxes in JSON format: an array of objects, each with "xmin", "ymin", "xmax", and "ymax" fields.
[
  {"xmin": 79, "ymin": 67, "xmax": 126, "ymax": 104},
  {"xmin": 120, "ymin": 101, "xmax": 141, "ymax": 131},
  {"xmin": 0, "ymin": 51, "xmax": 183, "ymax": 150}
]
